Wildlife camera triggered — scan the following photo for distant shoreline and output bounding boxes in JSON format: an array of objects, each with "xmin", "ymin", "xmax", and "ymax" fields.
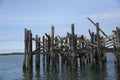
[
  {"xmin": 0, "ymin": 52, "xmax": 24, "ymax": 56},
  {"xmin": 0, "ymin": 49, "xmax": 114, "ymax": 56}
]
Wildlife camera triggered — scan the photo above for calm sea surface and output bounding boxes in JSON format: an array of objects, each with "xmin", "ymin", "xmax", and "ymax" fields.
[{"xmin": 0, "ymin": 53, "xmax": 120, "ymax": 80}]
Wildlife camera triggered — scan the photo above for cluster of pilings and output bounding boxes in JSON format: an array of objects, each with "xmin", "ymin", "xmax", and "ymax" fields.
[{"xmin": 23, "ymin": 18, "xmax": 120, "ymax": 72}]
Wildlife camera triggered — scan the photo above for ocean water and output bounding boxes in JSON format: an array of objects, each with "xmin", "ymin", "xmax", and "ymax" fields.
[{"xmin": 0, "ymin": 53, "xmax": 120, "ymax": 80}]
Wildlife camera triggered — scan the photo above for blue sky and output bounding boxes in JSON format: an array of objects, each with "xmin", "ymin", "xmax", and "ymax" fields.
[{"xmin": 0, "ymin": 0, "xmax": 120, "ymax": 53}]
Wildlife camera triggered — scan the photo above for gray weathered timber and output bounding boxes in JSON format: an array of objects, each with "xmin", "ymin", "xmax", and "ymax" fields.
[
  {"xmin": 35, "ymin": 35, "xmax": 40, "ymax": 68},
  {"xmin": 23, "ymin": 21, "xmax": 120, "ymax": 71}
]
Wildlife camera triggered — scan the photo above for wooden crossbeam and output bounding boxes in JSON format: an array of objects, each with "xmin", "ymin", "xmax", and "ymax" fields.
[
  {"xmin": 77, "ymin": 37, "xmax": 97, "ymax": 47},
  {"xmin": 87, "ymin": 17, "xmax": 108, "ymax": 37}
]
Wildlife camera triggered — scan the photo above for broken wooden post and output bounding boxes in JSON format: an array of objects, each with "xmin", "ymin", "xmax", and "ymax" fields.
[
  {"xmin": 23, "ymin": 28, "xmax": 33, "ymax": 71},
  {"xmin": 116, "ymin": 27, "xmax": 120, "ymax": 65},
  {"xmin": 71, "ymin": 24, "xmax": 75, "ymax": 53},
  {"xmin": 51, "ymin": 25, "xmax": 57, "ymax": 67},
  {"xmin": 36, "ymin": 35, "xmax": 40, "ymax": 68},
  {"xmin": 96, "ymin": 23, "xmax": 103, "ymax": 69},
  {"xmin": 90, "ymin": 31, "xmax": 95, "ymax": 68},
  {"xmin": 29, "ymin": 30, "xmax": 33, "ymax": 70},
  {"xmin": 42, "ymin": 36, "xmax": 46, "ymax": 69},
  {"xmin": 23, "ymin": 28, "xmax": 28, "ymax": 70},
  {"xmin": 43, "ymin": 36, "xmax": 45, "ymax": 53},
  {"xmin": 67, "ymin": 32, "xmax": 71, "ymax": 49},
  {"xmin": 45, "ymin": 33, "xmax": 51, "ymax": 53},
  {"xmin": 80, "ymin": 35, "xmax": 86, "ymax": 67},
  {"xmin": 45, "ymin": 33, "xmax": 51, "ymax": 66},
  {"xmin": 111, "ymin": 31, "xmax": 117, "ymax": 64},
  {"xmin": 51, "ymin": 25, "xmax": 54, "ymax": 53},
  {"xmin": 64, "ymin": 36, "xmax": 69, "ymax": 52}
]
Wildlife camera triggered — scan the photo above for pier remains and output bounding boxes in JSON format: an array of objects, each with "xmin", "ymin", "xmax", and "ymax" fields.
[{"xmin": 23, "ymin": 18, "xmax": 120, "ymax": 71}]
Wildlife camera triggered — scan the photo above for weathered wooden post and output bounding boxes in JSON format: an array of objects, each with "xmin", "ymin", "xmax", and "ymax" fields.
[
  {"xmin": 67, "ymin": 32, "xmax": 72, "ymax": 49},
  {"xmin": 74, "ymin": 35, "xmax": 78, "ymax": 68},
  {"xmin": 112, "ymin": 31, "xmax": 117, "ymax": 64},
  {"xmin": 71, "ymin": 24, "xmax": 75, "ymax": 53},
  {"xmin": 75, "ymin": 35, "xmax": 77, "ymax": 50},
  {"xmin": 116, "ymin": 27, "xmax": 120, "ymax": 65},
  {"xmin": 45, "ymin": 33, "xmax": 51, "ymax": 67},
  {"xmin": 42, "ymin": 36, "xmax": 46, "ymax": 70},
  {"xmin": 45, "ymin": 33, "xmax": 51, "ymax": 53},
  {"xmin": 66, "ymin": 24, "xmax": 75, "ymax": 67},
  {"xmin": 23, "ymin": 28, "xmax": 33, "ymax": 71},
  {"xmin": 64, "ymin": 36, "xmax": 69, "ymax": 52},
  {"xmin": 90, "ymin": 31, "xmax": 95, "ymax": 68},
  {"xmin": 29, "ymin": 30, "xmax": 33, "ymax": 70},
  {"xmin": 81, "ymin": 35, "xmax": 86, "ymax": 66},
  {"xmin": 96, "ymin": 23, "xmax": 103, "ymax": 69},
  {"xmin": 51, "ymin": 25, "xmax": 57, "ymax": 67},
  {"xmin": 51, "ymin": 25, "xmax": 54, "ymax": 53},
  {"xmin": 23, "ymin": 28, "xmax": 28, "ymax": 70},
  {"xmin": 36, "ymin": 35, "xmax": 40, "ymax": 68},
  {"xmin": 43, "ymin": 36, "xmax": 45, "ymax": 53}
]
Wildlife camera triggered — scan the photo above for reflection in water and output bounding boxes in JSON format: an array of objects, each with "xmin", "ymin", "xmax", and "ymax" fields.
[
  {"xmin": 23, "ymin": 70, "xmax": 33, "ymax": 80},
  {"xmin": 22, "ymin": 53, "xmax": 120, "ymax": 80},
  {"xmin": 36, "ymin": 68, "xmax": 40, "ymax": 80}
]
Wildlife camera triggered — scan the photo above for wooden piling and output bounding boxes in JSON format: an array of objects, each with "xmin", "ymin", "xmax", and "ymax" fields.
[
  {"xmin": 45, "ymin": 33, "xmax": 51, "ymax": 53},
  {"xmin": 45, "ymin": 33, "xmax": 51, "ymax": 65},
  {"xmin": 96, "ymin": 23, "xmax": 103, "ymax": 69},
  {"xmin": 28, "ymin": 30, "xmax": 33, "ymax": 70},
  {"xmin": 36, "ymin": 35, "xmax": 40, "ymax": 68},
  {"xmin": 115, "ymin": 27, "xmax": 120, "ymax": 65},
  {"xmin": 51, "ymin": 25, "xmax": 54, "ymax": 52},
  {"xmin": 71, "ymin": 24, "xmax": 75, "ymax": 53},
  {"xmin": 23, "ymin": 28, "xmax": 33, "ymax": 71},
  {"xmin": 90, "ymin": 32, "xmax": 95, "ymax": 68},
  {"xmin": 43, "ymin": 36, "xmax": 45, "ymax": 53},
  {"xmin": 23, "ymin": 28, "xmax": 28, "ymax": 70},
  {"xmin": 42, "ymin": 36, "xmax": 46, "ymax": 69}
]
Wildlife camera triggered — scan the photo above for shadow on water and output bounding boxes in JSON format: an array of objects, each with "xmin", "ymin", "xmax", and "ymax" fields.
[
  {"xmin": 36, "ymin": 68, "xmax": 40, "ymax": 80},
  {"xmin": 22, "ymin": 53, "xmax": 120, "ymax": 80},
  {"xmin": 115, "ymin": 66, "xmax": 120, "ymax": 80},
  {"xmin": 23, "ymin": 70, "xmax": 33, "ymax": 80}
]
